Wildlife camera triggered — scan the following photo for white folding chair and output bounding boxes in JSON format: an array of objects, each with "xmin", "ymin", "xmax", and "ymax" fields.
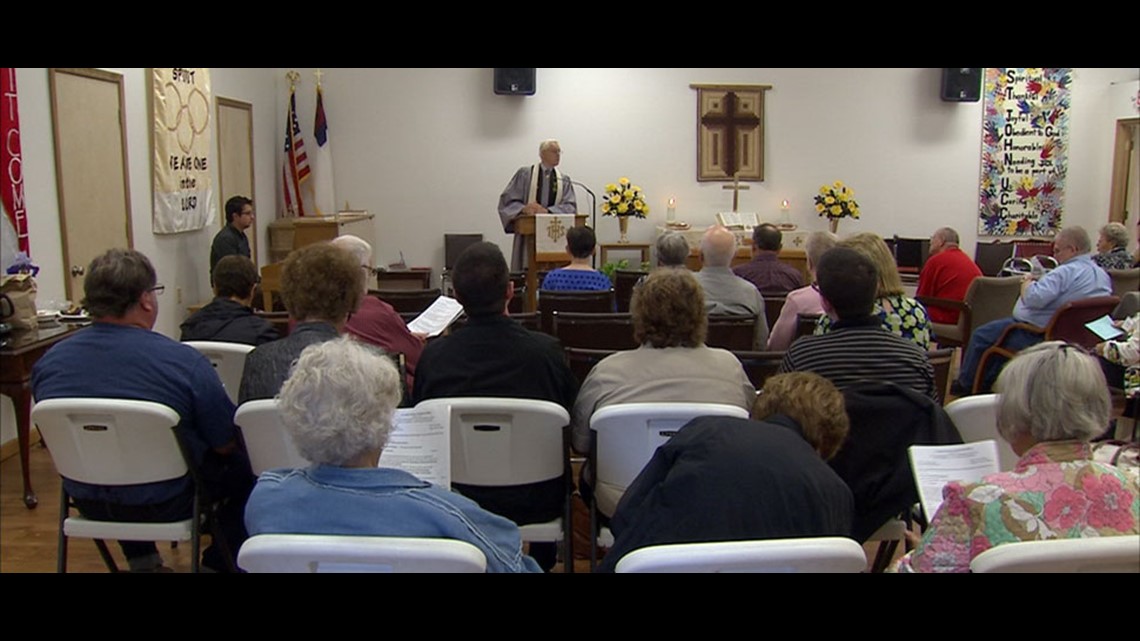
[
  {"xmin": 970, "ymin": 536, "xmax": 1140, "ymax": 573},
  {"xmin": 234, "ymin": 399, "xmax": 310, "ymax": 475},
  {"xmin": 32, "ymin": 398, "xmax": 216, "ymax": 573},
  {"xmin": 614, "ymin": 537, "xmax": 868, "ymax": 573},
  {"xmin": 588, "ymin": 402, "xmax": 751, "ymax": 569},
  {"xmin": 237, "ymin": 534, "xmax": 487, "ymax": 573},
  {"xmin": 944, "ymin": 394, "xmax": 1019, "ymax": 471},
  {"xmin": 183, "ymin": 341, "xmax": 255, "ymax": 405},
  {"xmin": 416, "ymin": 397, "xmax": 574, "ymax": 572}
]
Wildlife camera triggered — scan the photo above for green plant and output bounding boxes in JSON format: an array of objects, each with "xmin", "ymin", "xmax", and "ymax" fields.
[{"xmin": 600, "ymin": 259, "xmax": 629, "ymax": 280}]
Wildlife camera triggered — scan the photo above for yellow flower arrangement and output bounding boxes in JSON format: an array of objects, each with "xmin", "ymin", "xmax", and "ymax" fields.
[
  {"xmin": 813, "ymin": 180, "xmax": 860, "ymax": 221},
  {"xmin": 602, "ymin": 177, "xmax": 648, "ymax": 218}
]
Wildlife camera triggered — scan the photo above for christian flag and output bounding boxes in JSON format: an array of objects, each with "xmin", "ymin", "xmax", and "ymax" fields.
[
  {"xmin": 282, "ymin": 88, "xmax": 310, "ymax": 217},
  {"xmin": 311, "ymin": 84, "xmax": 336, "ymax": 217}
]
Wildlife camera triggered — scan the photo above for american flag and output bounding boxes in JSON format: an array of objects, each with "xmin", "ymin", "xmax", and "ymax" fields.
[{"xmin": 282, "ymin": 89, "xmax": 310, "ymax": 217}]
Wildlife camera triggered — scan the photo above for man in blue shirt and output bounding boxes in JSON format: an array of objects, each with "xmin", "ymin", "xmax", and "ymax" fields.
[
  {"xmin": 954, "ymin": 226, "xmax": 1112, "ymax": 395},
  {"xmin": 33, "ymin": 248, "xmax": 252, "ymax": 572}
]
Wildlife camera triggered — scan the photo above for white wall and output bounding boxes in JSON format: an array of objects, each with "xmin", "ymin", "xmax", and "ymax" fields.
[
  {"xmin": 4, "ymin": 67, "xmax": 1136, "ymax": 448},
  {"xmin": 280, "ymin": 67, "xmax": 1138, "ymax": 278},
  {"xmin": 2, "ymin": 67, "xmax": 278, "ymax": 446}
]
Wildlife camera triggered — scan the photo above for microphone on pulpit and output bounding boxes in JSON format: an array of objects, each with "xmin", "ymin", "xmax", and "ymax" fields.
[{"xmin": 570, "ymin": 180, "xmax": 598, "ymax": 267}]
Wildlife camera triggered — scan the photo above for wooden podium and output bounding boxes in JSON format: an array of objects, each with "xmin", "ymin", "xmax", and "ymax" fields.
[{"xmin": 515, "ymin": 213, "xmax": 587, "ymax": 312}]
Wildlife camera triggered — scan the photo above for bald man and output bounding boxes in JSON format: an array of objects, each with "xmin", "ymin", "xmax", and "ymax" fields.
[
  {"xmin": 916, "ymin": 227, "xmax": 981, "ymax": 325},
  {"xmin": 692, "ymin": 225, "xmax": 768, "ymax": 348}
]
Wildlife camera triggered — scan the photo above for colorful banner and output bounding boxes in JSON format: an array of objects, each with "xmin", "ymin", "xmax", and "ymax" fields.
[
  {"xmin": 978, "ymin": 68, "xmax": 1071, "ymax": 237},
  {"xmin": 152, "ymin": 67, "xmax": 215, "ymax": 234},
  {"xmin": 1, "ymin": 68, "xmax": 30, "ymax": 255}
]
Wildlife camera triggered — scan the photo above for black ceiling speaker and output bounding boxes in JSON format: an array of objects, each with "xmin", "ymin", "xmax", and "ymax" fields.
[
  {"xmin": 494, "ymin": 68, "xmax": 536, "ymax": 96},
  {"xmin": 941, "ymin": 68, "xmax": 982, "ymax": 102}
]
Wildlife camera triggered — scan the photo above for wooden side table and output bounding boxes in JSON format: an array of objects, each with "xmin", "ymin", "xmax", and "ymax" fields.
[
  {"xmin": 599, "ymin": 243, "xmax": 651, "ymax": 269},
  {"xmin": 0, "ymin": 323, "xmax": 89, "ymax": 508}
]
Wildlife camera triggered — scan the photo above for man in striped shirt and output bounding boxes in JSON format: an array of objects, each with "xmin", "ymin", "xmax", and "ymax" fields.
[{"xmin": 780, "ymin": 247, "xmax": 937, "ymax": 400}]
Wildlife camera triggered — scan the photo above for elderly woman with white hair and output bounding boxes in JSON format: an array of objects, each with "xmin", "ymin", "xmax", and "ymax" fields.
[
  {"xmin": 1093, "ymin": 222, "xmax": 1135, "ymax": 270},
  {"xmin": 894, "ymin": 342, "xmax": 1140, "ymax": 573},
  {"xmin": 243, "ymin": 337, "xmax": 541, "ymax": 573}
]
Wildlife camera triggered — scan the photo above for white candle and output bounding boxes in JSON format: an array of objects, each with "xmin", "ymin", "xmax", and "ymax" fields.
[{"xmin": 667, "ymin": 197, "xmax": 676, "ymax": 222}]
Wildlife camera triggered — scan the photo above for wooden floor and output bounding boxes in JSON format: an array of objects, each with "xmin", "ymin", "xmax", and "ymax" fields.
[{"xmin": 0, "ymin": 442, "xmax": 198, "ymax": 573}]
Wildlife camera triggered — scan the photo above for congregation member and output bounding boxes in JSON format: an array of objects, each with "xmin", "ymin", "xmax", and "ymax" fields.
[
  {"xmin": 330, "ymin": 235, "xmax": 426, "ymax": 394},
  {"xmin": 767, "ymin": 231, "xmax": 837, "ymax": 351},
  {"xmin": 180, "ymin": 255, "xmax": 278, "ymax": 346},
  {"xmin": 598, "ymin": 372, "xmax": 854, "ymax": 573},
  {"xmin": 210, "ymin": 195, "xmax": 254, "ymax": 282},
  {"xmin": 895, "ymin": 342, "xmax": 1139, "ymax": 573},
  {"xmin": 34, "ymin": 248, "xmax": 252, "ymax": 572},
  {"xmin": 733, "ymin": 223, "xmax": 804, "ymax": 295},
  {"xmin": 1095, "ymin": 312, "xmax": 1139, "ymax": 423},
  {"xmin": 693, "ymin": 224, "xmax": 769, "ymax": 348},
  {"xmin": 244, "ymin": 338, "xmax": 541, "ymax": 573},
  {"xmin": 238, "ymin": 242, "xmax": 365, "ymax": 403},
  {"xmin": 497, "ymin": 139, "xmax": 577, "ymax": 271},
  {"xmin": 817, "ymin": 232, "xmax": 932, "ymax": 350},
  {"xmin": 572, "ymin": 269, "xmax": 756, "ymax": 519},
  {"xmin": 1092, "ymin": 221, "xmax": 1135, "ymax": 270},
  {"xmin": 781, "ymin": 247, "xmax": 937, "ymax": 400},
  {"xmin": 655, "ymin": 231, "xmax": 690, "ymax": 269},
  {"xmin": 540, "ymin": 226, "xmax": 611, "ymax": 291},
  {"xmin": 954, "ymin": 226, "xmax": 1112, "ymax": 395},
  {"xmin": 916, "ymin": 227, "xmax": 982, "ymax": 325},
  {"xmin": 412, "ymin": 241, "xmax": 577, "ymax": 571}
]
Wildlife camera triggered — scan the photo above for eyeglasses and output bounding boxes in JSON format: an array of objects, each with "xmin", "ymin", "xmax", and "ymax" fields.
[
  {"xmin": 149, "ymin": 284, "xmax": 165, "ymax": 296},
  {"xmin": 361, "ymin": 265, "xmax": 381, "ymax": 277},
  {"xmin": 811, "ymin": 282, "xmax": 820, "ymax": 293}
]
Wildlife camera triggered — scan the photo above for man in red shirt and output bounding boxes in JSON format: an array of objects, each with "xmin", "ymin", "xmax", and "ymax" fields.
[{"xmin": 917, "ymin": 227, "xmax": 982, "ymax": 325}]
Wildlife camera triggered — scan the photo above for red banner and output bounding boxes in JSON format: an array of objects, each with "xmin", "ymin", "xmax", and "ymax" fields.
[{"xmin": 1, "ymin": 68, "xmax": 29, "ymax": 254}]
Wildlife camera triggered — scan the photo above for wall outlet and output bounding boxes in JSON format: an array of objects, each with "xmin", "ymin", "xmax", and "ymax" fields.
[{"xmin": 176, "ymin": 287, "xmax": 183, "ymax": 304}]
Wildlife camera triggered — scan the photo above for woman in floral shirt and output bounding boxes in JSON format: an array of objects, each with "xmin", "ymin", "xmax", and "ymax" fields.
[
  {"xmin": 894, "ymin": 342, "xmax": 1140, "ymax": 573},
  {"xmin": 816, "ymin": 233, "xmax": 932, "ymax": 350}
]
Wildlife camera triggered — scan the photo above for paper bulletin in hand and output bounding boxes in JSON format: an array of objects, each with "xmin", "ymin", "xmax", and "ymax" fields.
[
  {"xmin": 1085, "ymin": 315, "xmax": 1124, "ymax": 341},
  {"xmin": 908, "ymin": 440, "xmax": 1000, "ymax": 521},
  {"xmin": 382, "ymin": 404, "xmax": 451, "ymax": 488},
  {"xmin": 406, "ymin": 295, "xmax": 464, "ymax": 337}
]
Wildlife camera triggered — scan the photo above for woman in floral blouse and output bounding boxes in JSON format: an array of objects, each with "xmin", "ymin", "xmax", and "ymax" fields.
[
  {"xmin": 816, "ymin": 232, "xmax": 932, "ymax": 350},
  {"xmin": 894, "ymin": 342, "xmax": 1140, "ymax": 573}
]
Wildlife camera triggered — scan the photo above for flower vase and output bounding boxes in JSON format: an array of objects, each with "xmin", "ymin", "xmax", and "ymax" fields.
[
  {"xmin": 828, "ymin": 218, "xmax": 839, "ymax": 234},
  {"xmin": 618, "ymin": 216, "xmax": 630, "ymax": 244}
]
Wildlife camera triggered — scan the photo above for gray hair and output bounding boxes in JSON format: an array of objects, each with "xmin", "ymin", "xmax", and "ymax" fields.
[
  {"xmin": 804, "ymin": 231, "xmax": 838, "ymax": 271},
  {"xmin": 994, "ymin": 341, "xmax": 1109, "ymax": 445},
  {"xmin": 1099, "ymin": 222, "xmax": 1129, "ymax": 250},
  {"xmin": 539, "ymin": 139, "xmax": 560, "ymax": 153},
  {"xmin": 934, "ymin": 227, "xmax": 960, "ymax": 245},
  {"xmin": 1056, "ymin": 226, "xmax": 1092, "ymax": 254},
  {"xmin": 278, "ymin": 337, "xmax": 403, "ymax": 466},
  {"xmin": 330, "ymin": 235, "xmax": 374, "ymax": 268},
  {"xmin": 83, "ymin": 248, "xmax": 157, "ymax": 318},
  {"xmin": 656, "ymin": 232, "xmax": 691, "ymax": 267}
]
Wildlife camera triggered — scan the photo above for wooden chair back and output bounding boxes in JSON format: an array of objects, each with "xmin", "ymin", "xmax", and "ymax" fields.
[{"xmin": 552, "ymin": 312, "xmax": 637, "ymax": 350}]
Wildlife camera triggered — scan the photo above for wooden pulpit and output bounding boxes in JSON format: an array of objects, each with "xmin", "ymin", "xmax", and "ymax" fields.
[{"xmin": 515, "ymin": 213, "xmax": 588, "ymax": 312}]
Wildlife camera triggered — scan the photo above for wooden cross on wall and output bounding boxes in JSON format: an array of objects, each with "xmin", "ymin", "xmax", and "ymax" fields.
[{"xmin": 691, "ymin": 84, "xmax": 771, "ymax": 183}]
